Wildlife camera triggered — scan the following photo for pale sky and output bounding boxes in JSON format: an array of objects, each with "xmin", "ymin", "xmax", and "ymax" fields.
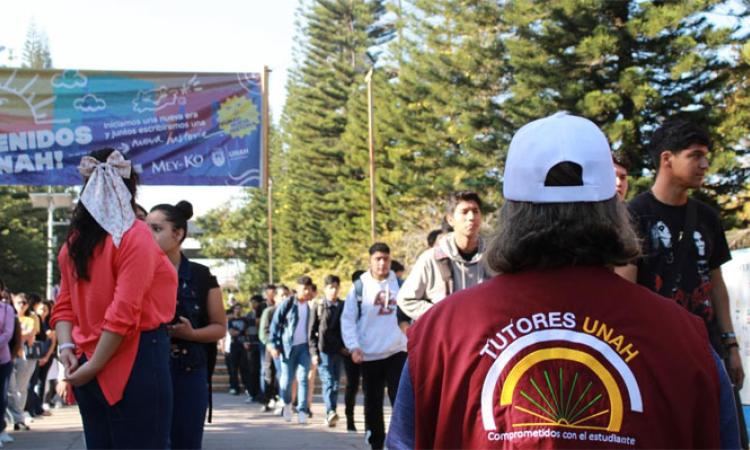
[{"xmin": 0, "ymin": 0, "xmax": 297, "ymax": 216}]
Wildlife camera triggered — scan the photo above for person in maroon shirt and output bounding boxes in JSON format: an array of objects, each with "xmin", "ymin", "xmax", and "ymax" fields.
[
  {"xmin": 52, "ymin": 148, "xmax": 177, "ymax": 449},
  {"xmin": 387, "ymin": 112, "xmax": 739, "ymax": 449}
]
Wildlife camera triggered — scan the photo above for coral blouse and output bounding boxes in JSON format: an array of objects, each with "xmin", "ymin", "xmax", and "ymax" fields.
[{"xmin": 51, "ymin": 220, "xmax": 177, "ymax": 405}]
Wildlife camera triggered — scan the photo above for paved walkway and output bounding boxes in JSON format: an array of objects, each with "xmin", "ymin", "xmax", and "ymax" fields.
[{"xmin": 5, "ymin": 392, "xmax": 388, "ymax": 449}]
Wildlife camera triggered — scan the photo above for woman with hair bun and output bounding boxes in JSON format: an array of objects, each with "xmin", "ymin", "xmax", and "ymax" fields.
[
  {"xmin": 147, "ymin": 200, "xmax": 226, "ymax": 449},
  {"xmin": 51, "ymin": 148, "xmax": 177, "ymax": 449}
]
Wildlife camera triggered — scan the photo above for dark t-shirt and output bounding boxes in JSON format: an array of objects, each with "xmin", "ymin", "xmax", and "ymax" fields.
[
  {"xmin": 228, "ymin": 317, "xmax": 250, "ymax": 345},
  {"xmin": 629, "ymin": 192, "xmax": 731, "ymax": 351},
  {"xmin": 244, "ymin": 311, "xmax": 260, "ymax": 344}
]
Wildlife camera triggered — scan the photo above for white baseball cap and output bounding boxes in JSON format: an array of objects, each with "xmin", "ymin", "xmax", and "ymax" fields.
[{"xmin": 502, "ymin": 112, "xmax": 616, "ymax": 203}]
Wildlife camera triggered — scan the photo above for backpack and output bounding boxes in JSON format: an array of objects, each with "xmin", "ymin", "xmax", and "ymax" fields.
[{"xmin": 433, "ymin": 247, "xmax": 456, "ymax": 296}]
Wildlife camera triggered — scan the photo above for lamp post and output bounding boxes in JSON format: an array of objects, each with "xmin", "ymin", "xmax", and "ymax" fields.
[
  {"xmin": 365, "ymin": 67, "xmax": 376, "ymax": 243},
  {"xmin": 29, "ymin": 189, "xmax": 72, "ymax": 300}
]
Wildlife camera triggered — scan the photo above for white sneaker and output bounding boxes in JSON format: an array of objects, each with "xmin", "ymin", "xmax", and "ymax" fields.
[
  {"xmin": 298, "ymin": 410, "xmax": 307, "ymax": 425},
  {"xmin": 325, "ymin": 411, "xmax": 339, "ymax": 427},
  {"xmin": 282, "ymin": 405, "xmax": 292, "ymax": 422},
  {"xmin": 0, "ymin": 433, "xmax": 12, "ymax": 443}
]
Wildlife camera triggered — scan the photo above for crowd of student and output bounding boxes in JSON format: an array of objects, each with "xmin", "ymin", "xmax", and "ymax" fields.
[
  {"xmin": 211, "ymin": 188, "xmax": 489, "ymax": 450},
  {"xmin": 0, "ymin": 111, "xmax": 743, "ymax": 450},
  {"xmin": 0, "ymin": 283, "xmax": 70, "ymax": 448},
  {"xmin": 218, "ymin": 115, "xmax": 745, "ymax": 450}
]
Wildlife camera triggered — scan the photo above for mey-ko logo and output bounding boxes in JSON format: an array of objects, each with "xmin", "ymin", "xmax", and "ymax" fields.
[{"xmin": 151, "ymin": 154, "xmax": 204, "ymax": 173}]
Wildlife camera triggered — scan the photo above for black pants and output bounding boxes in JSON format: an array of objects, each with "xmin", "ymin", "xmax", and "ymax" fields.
[
  {"xmin": 26, "ymin": 357, "xmax": 53, "ymax": 415},
  {"xmin": 361, "ymin": 352, "xmax": 406, "ymax": 450},
  {"xmin": 228, "ymin": 343, "xmax": 252, "ymax": 393},
  {"xmin": 246, "ymin": 343, "xmax": 261, "ymax": 399},
  {"xmin": 262, "ymin": 347, "xmax": 278, "ymax": 404},
  {"xmin": 343, "ymin": 353, "xmax": 360, "ymax": 421}
]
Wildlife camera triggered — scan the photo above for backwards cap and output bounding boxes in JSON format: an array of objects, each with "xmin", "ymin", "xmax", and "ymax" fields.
[{"xmin": 503, "ymin": 112, "xmax": 616, "ymax": 203}]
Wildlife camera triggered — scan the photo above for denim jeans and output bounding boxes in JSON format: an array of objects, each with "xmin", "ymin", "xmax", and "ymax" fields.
[
  {"xmin": 7, "ymin": 357, "xmax": 37, "ymax": 424},
  {"xmin": 317, "ymin": 352, "xmax": 342, "ymax": 413},
  {"xmin": 258, "ymin": 344, "xmax": 266, "ymax": 395},
  {"xmin": 74, "ymin": 327, "xmax": 172, "ymax": 449},
  {"xmin": 170, "ymin": 364, "xmax": 208, "ymax": 449},
  {"xmin": 279, "ymin": 343, "xmax": 310, "ymax": 412}
]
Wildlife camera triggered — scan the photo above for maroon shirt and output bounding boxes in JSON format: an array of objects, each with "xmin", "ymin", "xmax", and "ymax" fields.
[{"xmin": 407, "ymin": 267, "xmax": 720, "ymax": 449}]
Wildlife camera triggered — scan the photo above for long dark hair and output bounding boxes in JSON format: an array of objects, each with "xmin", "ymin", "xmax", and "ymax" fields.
[
  {"xmin": 67, "ymin": 148, "xmax": 138, "ymax": 280},
  {"xmin": 487, "ymin": 162, "xmax": 640, "ymax": 273},
  {"xmin": 149, "ymin": 201, "xmax": 193, "ymax": 243}
]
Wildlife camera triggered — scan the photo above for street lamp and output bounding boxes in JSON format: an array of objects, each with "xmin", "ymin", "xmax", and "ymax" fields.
[{"xmin": 29, "ymin": 190, "xmax": 73, "ymax": 300}]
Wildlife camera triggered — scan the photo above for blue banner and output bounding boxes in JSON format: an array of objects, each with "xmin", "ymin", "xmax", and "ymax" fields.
[{"xmin": 0, "ymin": 68, "xmax": 263, "ymax": 186}]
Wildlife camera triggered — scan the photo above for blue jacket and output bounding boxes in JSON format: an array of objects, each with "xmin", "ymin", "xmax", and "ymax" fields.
[{"xmin": 269, "ymin": 296, "xmax": 309, "ymax": 358}]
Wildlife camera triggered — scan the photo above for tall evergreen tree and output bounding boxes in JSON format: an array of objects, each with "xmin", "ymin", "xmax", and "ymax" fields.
[
  {"xmin": 276, "ymin": 0, "xmax": 394, "ymax": 275},
  {"xmin": 387, "ymin": 0, "xmax": 511, "ymax": 208},
  {"xmin": 502, "ymin": 0, "xmax": 748, "ymax": 221},
  {"xmin": 21, "ymin": 21, "xmax": 52, "ymax": 69},
  {"xmin": 717, "ymin": 37, "xmax": 750, "ymax": 226}
]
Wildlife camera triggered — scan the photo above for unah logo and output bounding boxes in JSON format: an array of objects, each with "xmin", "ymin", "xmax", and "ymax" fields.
[
  {"xmin": 212, "ymin": 149, "xmax": 226, "ymax": 167},
  {"xmin": 480, "ymin": 317, "xmax": 642, "ymax": 446}
]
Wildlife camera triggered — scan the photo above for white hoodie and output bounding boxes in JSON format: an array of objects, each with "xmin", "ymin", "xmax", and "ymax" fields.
[{"xmin": 341, "ymin": 270, "xmax": 407, "ymax": 362}]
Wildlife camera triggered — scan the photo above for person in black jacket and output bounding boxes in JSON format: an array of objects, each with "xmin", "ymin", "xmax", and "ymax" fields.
[
  {"xmin": 148, "ymin": 201, "xmax": 227, "ymax": 449},
  {"xmin": 308, "ymin": 275, "xmax": 345, "ymax": 427}
]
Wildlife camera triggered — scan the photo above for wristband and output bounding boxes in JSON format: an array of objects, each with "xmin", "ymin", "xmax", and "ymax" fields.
[
  {"xmin": 721, "ymin": 332, "xmax": 736, "ymax": 340},
  {"xmin": 725, "ymin": 342, "xmax": 739, "ymax": 350},
  {"xmin": 58, "ymin": 342, "xmax": 75, "ymax": 352}
]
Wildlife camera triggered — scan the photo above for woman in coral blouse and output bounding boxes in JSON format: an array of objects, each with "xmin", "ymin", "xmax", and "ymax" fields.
[{"xmin": 51, "ymin": 148, "xmax": 177, "ymax": 449}]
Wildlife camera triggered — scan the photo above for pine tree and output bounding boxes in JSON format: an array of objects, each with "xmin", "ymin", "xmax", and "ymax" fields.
[
  {"xmin": 387, "ymin": 0, "xmax": 511, "ymax": 210},
  {"xmin": 275, "ymin": 0, "xmax": 394, "ymax": 276},
  {"xmin": 21, "ymin": 21, "xmax": 52, "ymax": 69},
  {"xmin": 502, "ymin": 0, "xmax": 748, "ymax": 221},
  {"xmin": 717, "ymin": 37, "xmax": 750, "ymax": 226}
]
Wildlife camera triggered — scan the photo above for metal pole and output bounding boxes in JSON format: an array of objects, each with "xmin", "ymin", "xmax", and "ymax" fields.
[
  {"xmin": 365, "ymin": 68, "xmax": 376, "ymax": 243},
  {"xmin": 262, "ymin": 66, "xmax": 270, "ymax": 192},
  {"xmin": 46, "ymin": 189, "xmax": 54, "ymax": 300},
  {"xmin": 267, "ymin": 179, "xmax": 273, "ymax": 285},
  {"xmin": 262, "ymin": 66, "xmax": 273, "ymax": 283}
]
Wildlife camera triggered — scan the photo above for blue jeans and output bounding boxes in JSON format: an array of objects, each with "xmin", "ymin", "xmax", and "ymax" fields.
[
  {"xmin": 74, "ymin": 327, "xmax": 172, "ymax": 449},
  {"xmin": 258, "ymin": 345, "xmax": 266, "ymax": 395},
  {"xmin": 7, "ymin": 358, "xmax": 37, "ymax": 424},
  {"xmin": 280, "ymin": 344, "xmax": 310, "ymax": 412},
  {"xmin": 317, "ymin": 352, "xmax": 342, "ymax": 413},
  {"xmin": 170, "ymin": 364, "xmax": 208, "ymax": 449}
]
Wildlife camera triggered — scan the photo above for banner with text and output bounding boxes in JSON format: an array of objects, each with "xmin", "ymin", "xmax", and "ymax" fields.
[{"xmin": 0, "ymin": 68, "xmax": 263, "ymax": 186}]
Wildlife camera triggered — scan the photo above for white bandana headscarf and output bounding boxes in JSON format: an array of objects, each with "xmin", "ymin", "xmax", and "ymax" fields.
[{"xmin": 78, "ymin": 151, "xmax": 136, "ymax": 247}]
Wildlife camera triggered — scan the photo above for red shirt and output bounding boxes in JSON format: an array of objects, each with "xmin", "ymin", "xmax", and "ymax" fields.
[
  {"xmin": 407, "ymin": 267, "xmax": 720, "ymax": 449},
  {"xmin": 51, "ymin": 220, "xmax": 177, "ymax": 405}
]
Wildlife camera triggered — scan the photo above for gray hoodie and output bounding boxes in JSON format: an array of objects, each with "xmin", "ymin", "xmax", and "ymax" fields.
[{"xmin": 396, "ymin": 233, "xmax": 493, "ymax": 320}]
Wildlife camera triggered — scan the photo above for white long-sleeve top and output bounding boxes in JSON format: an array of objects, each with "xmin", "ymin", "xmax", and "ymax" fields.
[{"xmin": 341, "ymin": 270, "xmax": 407, "ymax": 362}]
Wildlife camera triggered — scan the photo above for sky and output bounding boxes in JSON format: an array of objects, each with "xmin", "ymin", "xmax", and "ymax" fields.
[{"xmin": 0, "ymin": 0, "xmax": 297, "ymax": 216}]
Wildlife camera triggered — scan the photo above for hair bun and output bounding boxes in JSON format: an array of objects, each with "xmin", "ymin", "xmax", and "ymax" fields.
[{"xmin": 175, "ymin": 201, "xmax": 194, "ymax": 221}]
